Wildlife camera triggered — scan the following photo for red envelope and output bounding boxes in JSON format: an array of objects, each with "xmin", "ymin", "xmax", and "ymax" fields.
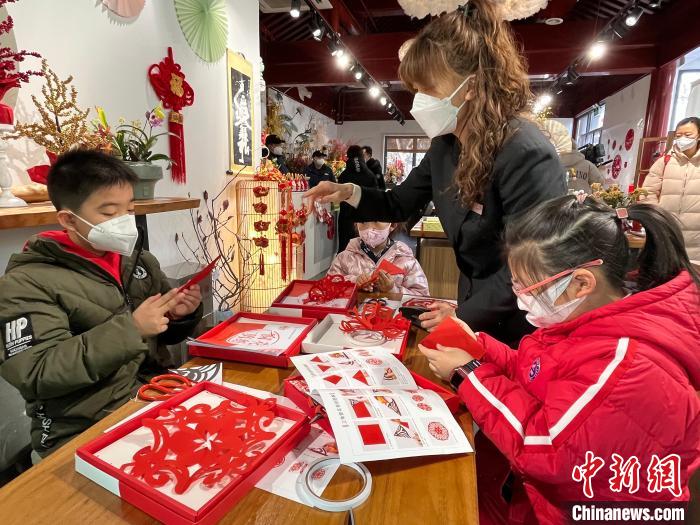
[
  {"xmin": 420, "ymin": 316, "xmax": 485, "ymax": 359},
  {"xmin": 177, "ymin": 255, "xmax": 221, "ymax": 292},
  {"xmin": 369, "ymin": 259, "xmax": 407, "ymax": 282}
]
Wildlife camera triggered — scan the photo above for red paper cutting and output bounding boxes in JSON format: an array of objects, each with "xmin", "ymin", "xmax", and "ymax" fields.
[
  {"xmin": 352, "ymin": 370, "xmax": 369, "ymax": 385},
  {"xmin": 323, "ymin": 375, "xmax": 342, "ymax": 385},
  {"xmin": 310, "ymin": 356, "xmax": 324, "ymax": 363},
  {"xmin": 121, "ymin": 397, "xmax": 277, "ymax": 494},
  {"xmin": 369, "ymin": 259, "xmax": 407, "ymax": 283},
  {"xmin": 316, "ymin": 364, "xmax": 331, "ymax": 372},
  {"xmin": 177, "ymin": 256, "xmax": 220, "ymax": 292},
  {"xmin": 340, "ymin": 302, "xmax": 410, "ymax": 341},
  {"xmin": 350, "ymin": 400, "xmax": 372, "ymax": 418},
  {"xmin": 358, "ymin": 423, "xmax": 386, "ymax": 446},
  {"xmin": 419, "ymin": 316, "xmax": 485, "ymax": 359},
  {"xmin": 304, "ymin": 275, "xmax": 354, "ymax": 305}
]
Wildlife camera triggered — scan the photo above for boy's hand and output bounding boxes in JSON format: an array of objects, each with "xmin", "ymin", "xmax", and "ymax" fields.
[
  {"xmin": 169, "ymin": 284, "xmax": 202, "ymax": 319},
  {"xmin": 132, "ymin": 289, "xmax": 182, "ymax": 337},
  {"xmin": 376, "ymin": 271, "xmax": 395, "ymax": 293},
  {"xmin": 419, "ymin": 301, "xmax": 457, "ymax": 331},
  {"xmin": 356, "ymin": 273, "xmax": 375, "ymax": 292}
]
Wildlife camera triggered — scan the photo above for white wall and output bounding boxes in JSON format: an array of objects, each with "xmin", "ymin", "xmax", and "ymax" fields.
[
  {"xmin": 0, "ymin": 0, "xmax": 261, "ymax": 271},
  {"xmin": 266, "ymin": 88, "xmax": 338, "ymax": 147},
  {"xmin": 599, "ymin": 75, "xmax": 651, "ymax": 189},
  {"xmin": 336, "ymin": 119, "xmax": 424, "ymax": 165}
]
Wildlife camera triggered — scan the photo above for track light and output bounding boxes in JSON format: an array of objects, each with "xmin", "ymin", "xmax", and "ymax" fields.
[
  {"xmin": 329, "ymin": 40, "xmax": 343, "ymax": 57},
  {"xmin": 336, "ymin": 54, "xmax": 350, "ymax": 69},
  {"xmin": 588, "ymin": 41, "xmax": 607, "ymax": 60},
  {"xmin": 354, "ymin": 70, "xmax": 363, "ymax": 80},
  {"xmin": 611, "ymin": 17, "xmax": 630, "ymax": 38},
  {"xmin": 387, "ymin": 102, "xmax": 392, "ymax": 109},
  {"xmin": 564, "ymin": 67, "xmax": 580, "ymax": 86},
  {"xmin": 625, "ymin": 6, "xmax": 644, "ymax": 26},
  {"xmin": 310, "ymin": 14, "xmax": 325, "ymax": 41},
  {"xmin": 379, "ymin": 96, "xmax": 387, "ymax": 106},
  {"xmin": 290, "ymin": 0, "xmax": 301, "ymax": 18},
  {"xmin": 369, "ymin": 86, "xmax": 380, "ymax": 98}
]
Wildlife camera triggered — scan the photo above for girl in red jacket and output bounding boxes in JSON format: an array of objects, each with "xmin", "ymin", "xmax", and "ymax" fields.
[{"xmin": 420, "ymin": 196, "xmax": 700, "ymax": 524}]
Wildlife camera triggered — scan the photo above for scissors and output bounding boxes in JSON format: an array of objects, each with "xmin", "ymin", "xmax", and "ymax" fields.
[{"xmin": 137, "ymin": 374, "xmax": 193, "ymax": 402}]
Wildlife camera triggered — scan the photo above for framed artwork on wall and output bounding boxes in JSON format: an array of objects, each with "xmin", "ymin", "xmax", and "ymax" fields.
[{"xmin": 227, "ymin": 50, "xmax": 255, "ymax": 174}]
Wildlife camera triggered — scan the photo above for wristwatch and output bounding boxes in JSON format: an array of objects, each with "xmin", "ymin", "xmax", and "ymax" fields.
[{"xmin": 449, "ymin": 359, "xmax": 481, "ymax": 391}]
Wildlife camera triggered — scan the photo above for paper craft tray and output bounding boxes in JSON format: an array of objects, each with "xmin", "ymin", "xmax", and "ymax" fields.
[
  {"xmin": 270, "ymin": 279, "xmax": 358, "ymax": 320},
  {"xmin": 75, "ymin": 382, "xmax": 310, "ymax": 525},
  {"xmin": 187, "ymin": 312, "xmax": 317, "ymax": 368},
  {"xmin": 301, "ymin": 313, "xmax": 409, "ymax": 361}
]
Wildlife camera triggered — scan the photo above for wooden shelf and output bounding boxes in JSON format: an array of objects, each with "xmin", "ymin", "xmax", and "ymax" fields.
[{"xmin": 0, "ymin": 197, "xmax": 201, "ymax": 230}]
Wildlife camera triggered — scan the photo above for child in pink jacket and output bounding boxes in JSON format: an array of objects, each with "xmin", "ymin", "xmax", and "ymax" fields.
[{"xmin": 328, "ymin": 221, "xmax": 430, "ymax": 296}]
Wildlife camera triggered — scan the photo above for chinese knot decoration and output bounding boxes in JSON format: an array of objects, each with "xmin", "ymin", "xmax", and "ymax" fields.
[
  {"xmin": 304, "ymin": 274, "xmax": 354, "ymax": 305},
  {"xmin": 148, "ymin": 47, "xmax": 194, "ymax": 184},
  {"xmin": 121, "ymin": 398, "xmax": 277, "ymax": 494},
  {"xmin": 340, "ymin": 302, "xmax": 410, "ymax": 340},
  {"xmin": 313, "ymin": 201, "xmax": 335, "ymax": 240}
]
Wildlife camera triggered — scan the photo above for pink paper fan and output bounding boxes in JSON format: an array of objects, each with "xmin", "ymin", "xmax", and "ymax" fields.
[{"xmin": 103, "ymin": 0, "xmax": 145, "ymax": 18}]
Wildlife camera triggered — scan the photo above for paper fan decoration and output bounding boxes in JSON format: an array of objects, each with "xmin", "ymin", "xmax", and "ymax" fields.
[
  {"xmin": 102, "ymin": 0, "xmax": 145, "ymax": 18},
  {"xmin": 174, "ymin": 0, "xmax": 228, "ymax": 63},
  {"xmin": 397, "ymin": 0, "xmax": 549, "ymax": 21}
]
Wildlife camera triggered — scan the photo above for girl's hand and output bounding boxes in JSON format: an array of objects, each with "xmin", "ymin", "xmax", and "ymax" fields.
[
  {"xmin": 169, "ymin": 284, "xmax": 202, "ymax": 319},
  {"xmin": 376, "ymin": 270, "xmax": 395, "ymax": 293},
  {"xmin": 356, "ymin": 273, "xmax": 375, "ymax": 292},
  {"xmin": 418, "ymin": 344, "xmax": 475, "ymax": 381},
  {"xmin": 418, "ymin": 301, "xmax": 456, "ymax": 331}
]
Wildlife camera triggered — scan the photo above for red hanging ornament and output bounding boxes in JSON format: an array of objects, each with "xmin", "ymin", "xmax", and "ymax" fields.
[
  {"xmin": 148, "ymin": 47, "xmax": 194, "ymax": 184},
  {"xmin": 253, "ymin": 186, "xmax": 270, "ymax": 198},
  {"xmin": 253, "ymin": 202, "xmax": 268, "ymax": 214}
]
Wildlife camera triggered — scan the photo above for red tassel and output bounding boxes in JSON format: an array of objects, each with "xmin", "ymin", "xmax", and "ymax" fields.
[
  {"xmin": 281, "ymin": 235, "xmax": 287, "ymax": 282},
  {"xmin": 259, "ymin": 251, "xmax": 265, "ymax": 276},
  {"xmin": 302, "ymin": 243, "xmax": 306, "ymax": 275},
  {"xmin": 169, "ymin": 111, "xmax": 186, "ymax": 184}
]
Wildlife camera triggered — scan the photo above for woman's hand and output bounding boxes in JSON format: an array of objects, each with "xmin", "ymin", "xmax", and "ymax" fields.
[
  {"xmin": 418, "ymin": 344, "xmax": 475, "ymax": 381},
  {"xmin": 303, "ymin": 181, "xmax": 353, "ymax": 208},
  {"xmin": 168, "ymin": 284, "xmax": 202, "ymax": 319},
  {"xmin": 419, "ymin": 301, "xmax": 457, "ymax": 331},
  {"xmin": 356, "ymin": 273, "xmax": 375, "ymax": 292},
  {"xmin": 375, "ymin": 270, "xmax": 395, "ymax": 293}
]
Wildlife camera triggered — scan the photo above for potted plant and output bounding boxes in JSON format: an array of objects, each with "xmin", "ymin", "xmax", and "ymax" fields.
[{"xmin": 93, "ymin": 105, "xmax": 173, "ymax": 200}]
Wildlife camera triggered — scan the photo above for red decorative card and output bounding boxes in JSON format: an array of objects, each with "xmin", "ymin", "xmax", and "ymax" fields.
[{"xmin": 419, "ymin": 317, "xmax": 485, "ymax": 360}]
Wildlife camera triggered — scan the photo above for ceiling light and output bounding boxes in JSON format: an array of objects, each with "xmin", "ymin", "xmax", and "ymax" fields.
[
  {"xmin": 545, "ymin": 17, "xmax": 563, "ymax": 25},
  {"xmin": 354, "ymin": 70, "xmax": 363, "ymax": 80},
  {"xmin": 369, "ymin": 86, "xmax": 380, "ymax": 98},
  {"xmin": 380, "ymin": 96, "xmax": 387, "ymax": 106},
  {"xmin": 564, "ymin": 67, "xmax": 580, "ymax": 86},
  {"xmin": 310, "ymin": 14, "xmax": 325, "ymax": 41},
  {"xmin": 625, "ymin": 6, "xmax": 644, "ymax": 26},
  {"xmin": 336, "ymin": 54, "xmax": 350, "ymax": 69},
  {"xmin": 611, "ymin": 17, "xmax": 630, "ymax": 38},
  {"xmin": 290, "ymin": 0, "xmax": 301, "ymax": 18},
  {"xmin": 588, "ymin": 41, "xmax": 607, "ymax": 60}
]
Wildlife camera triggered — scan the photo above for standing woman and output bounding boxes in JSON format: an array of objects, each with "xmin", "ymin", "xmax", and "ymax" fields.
[
  {"xmin": 642, "ymin": 116, "xmax": 700, "ymax": 263},
  {"xmin": 336, "ymin": 145, "xmax": 378, "ymax": 253},
  {"xmin": 306, "ymin": 1, "xmax": 566, "ymax": 344}
]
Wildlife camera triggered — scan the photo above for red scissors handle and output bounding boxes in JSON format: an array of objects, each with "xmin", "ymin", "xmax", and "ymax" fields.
[{"xmin": 138, "ymin": 374, "xmax": 193, "ymax": 402}]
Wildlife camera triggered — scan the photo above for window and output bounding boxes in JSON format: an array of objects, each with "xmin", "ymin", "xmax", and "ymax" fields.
[
  {"xmin": 383, "ymin": 135, "xmax": 430, "ymax": 184},
  {"xmin": 670, "ymin": 69, "xmax": 700, "ymax": 129},
  {"xmin": 575, "ymin": 104, "xmax": 606, "ymax": 148}
]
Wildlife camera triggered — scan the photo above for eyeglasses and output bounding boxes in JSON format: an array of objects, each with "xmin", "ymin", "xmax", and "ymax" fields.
[{"xmin": 513, "ymin": 259, "xmax": 604, "ymax": 296}]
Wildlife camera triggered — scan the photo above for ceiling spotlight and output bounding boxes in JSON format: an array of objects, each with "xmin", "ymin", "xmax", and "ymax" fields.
[
  {"xmin": 387, "ymin": 102, "xmax": 392, "ymax": 109},
  {"xmin": 611, "ymin": 18, "xmax": 630, "ymax": 38},
  {"xmin": 369, "ymin": 86, "xmax": 380, "ymax": 98},
  {"xmin": 336, "ymin": 54, "xmax": 350, "ymax": 69},
  {"xmin": 310, "ymin": 14, "xmax": 325, "ymax": 41},
  {"xmin": 625, "ymin": 6, "xmax": 644, "ymax": 26},
  {"xmin": 380, "ymin": 96, "xmax": 387, "ymax": 106},
  {"xmin": 564, "ymin": 67, "xmax": 580, "ymax": 86},
  {"xmin": 329, "ymin": 40, "xmax": 343, "ymax": 57},
  {"xmin": 588, "ymin": 41, "xmax": 607, "ymax": 60},
  {"xmin": 290, "ymin": 0, "xmax": 301, "ymax": 18},
  {"xmin": 354, "ymin": 69, "xmax": 363, "ymax": 80}
]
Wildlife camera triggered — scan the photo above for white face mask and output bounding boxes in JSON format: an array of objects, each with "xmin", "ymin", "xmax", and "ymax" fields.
[
  {"xmin": 73, "ymin": 213, "xmax": 139, "ymax": 256},
  {"xmin": 314, "ymin": 158, "xmax": 325, "ymax": 168},
  {"xmin": 516, "ymin": 274, "xmax": 586, "ymax": 328},
  {"xmin": 410, "ymin": 77, "xmax": 470, "ymax": 139},
  {"xmin": 674, "ymin": 136, "xmax": 698, "ymax": 152},
  {"xmin": 273, "ymin": 146, "xmax": 284, "ymax": 156}
]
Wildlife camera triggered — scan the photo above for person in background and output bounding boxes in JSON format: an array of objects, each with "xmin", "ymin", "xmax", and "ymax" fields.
[
  {"xmin": 642, "ymin": 116, "xmax": 700, "ymax": 263},
  {"xmin": 336, "ymin": 145, "xmax": 378, "ymax": 253},
  {"xmin": 329, "ymin": 221, "xmax": 429, "ymax": 296},
  {"xmin": 540, "ymin": 119, "xmax": 605, "ymax": 194},
  {"xmin": 265, "ymin": 134, "xmax": 289, "ymax": 174},
  {"xmin": 0, "ymin": 150, "xmax": 203, "ymax": 459},
  {"xmin": 420, "ymin": 196, "xmax": 700, "ymax": 524},
  {"xmin": 362, "ymin": 145, "xmax": 386, "ymax": 190},
  {"xmin": 305, "ymin": 150, "xmax": 335, "ymax": 188}
]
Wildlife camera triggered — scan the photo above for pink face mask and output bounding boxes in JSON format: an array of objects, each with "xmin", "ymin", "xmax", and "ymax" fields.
[{"xmin": 359, "ymin": 227, "xmax": 390, "ymax": 248}]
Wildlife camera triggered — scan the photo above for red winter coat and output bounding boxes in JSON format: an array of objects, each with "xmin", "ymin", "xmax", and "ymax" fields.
[
  {"xmin": 460, "ymin": 272, "xmax": 700, "ymax": 524},
  {"xmin": 328, "ymin": 238, "xmax": 430, "ymax": 296}
]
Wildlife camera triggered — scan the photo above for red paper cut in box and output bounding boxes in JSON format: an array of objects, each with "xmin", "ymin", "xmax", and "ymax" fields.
[
  {"xmin": 271, "ymin": 279, "xmax": 358, "ymax": 320},
  {"xmin": 419, "ymin": 317, "xmax": 485, "ymax": 360},
  {"xmin": 187, "ymin": 312, "xmax": 317, "ymax": 368},
  {"xmin": 75, "ymin": 382, "xmax": 310, "ymax": 525}
]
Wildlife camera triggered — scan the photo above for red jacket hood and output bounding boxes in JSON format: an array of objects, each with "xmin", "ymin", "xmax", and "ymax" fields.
[{"xmin": 532, "ymin": 271, "xmax": 700, "ymax": 387}]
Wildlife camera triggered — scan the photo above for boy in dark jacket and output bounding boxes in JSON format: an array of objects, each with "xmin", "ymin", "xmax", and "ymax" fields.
[
  {"xmin": 0, "ymin": 150, "xmax": 203, "ymax": 457},
  {"xmin": 305, "ymin": 150, "xmax": 335, "ymax": 188}
]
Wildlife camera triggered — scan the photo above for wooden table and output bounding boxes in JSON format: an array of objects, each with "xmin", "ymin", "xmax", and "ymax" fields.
[{"xmin": 0, "ymin": 329, "xmax": 478, "ymax": 525}]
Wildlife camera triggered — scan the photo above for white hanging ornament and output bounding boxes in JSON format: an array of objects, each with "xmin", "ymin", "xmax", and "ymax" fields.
[
  {"xmin": 496, "ymin": 0, "xmax": 549, "ymax": 21},
  {"xmin": 396, "ymin": 0, "xmax": 550, "ymax": 21}
]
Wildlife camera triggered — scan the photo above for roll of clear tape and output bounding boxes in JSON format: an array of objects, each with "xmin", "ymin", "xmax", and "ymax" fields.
[{"xmin": 296, "ymin": 458, "xmax": 372, "ymax": 512}]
